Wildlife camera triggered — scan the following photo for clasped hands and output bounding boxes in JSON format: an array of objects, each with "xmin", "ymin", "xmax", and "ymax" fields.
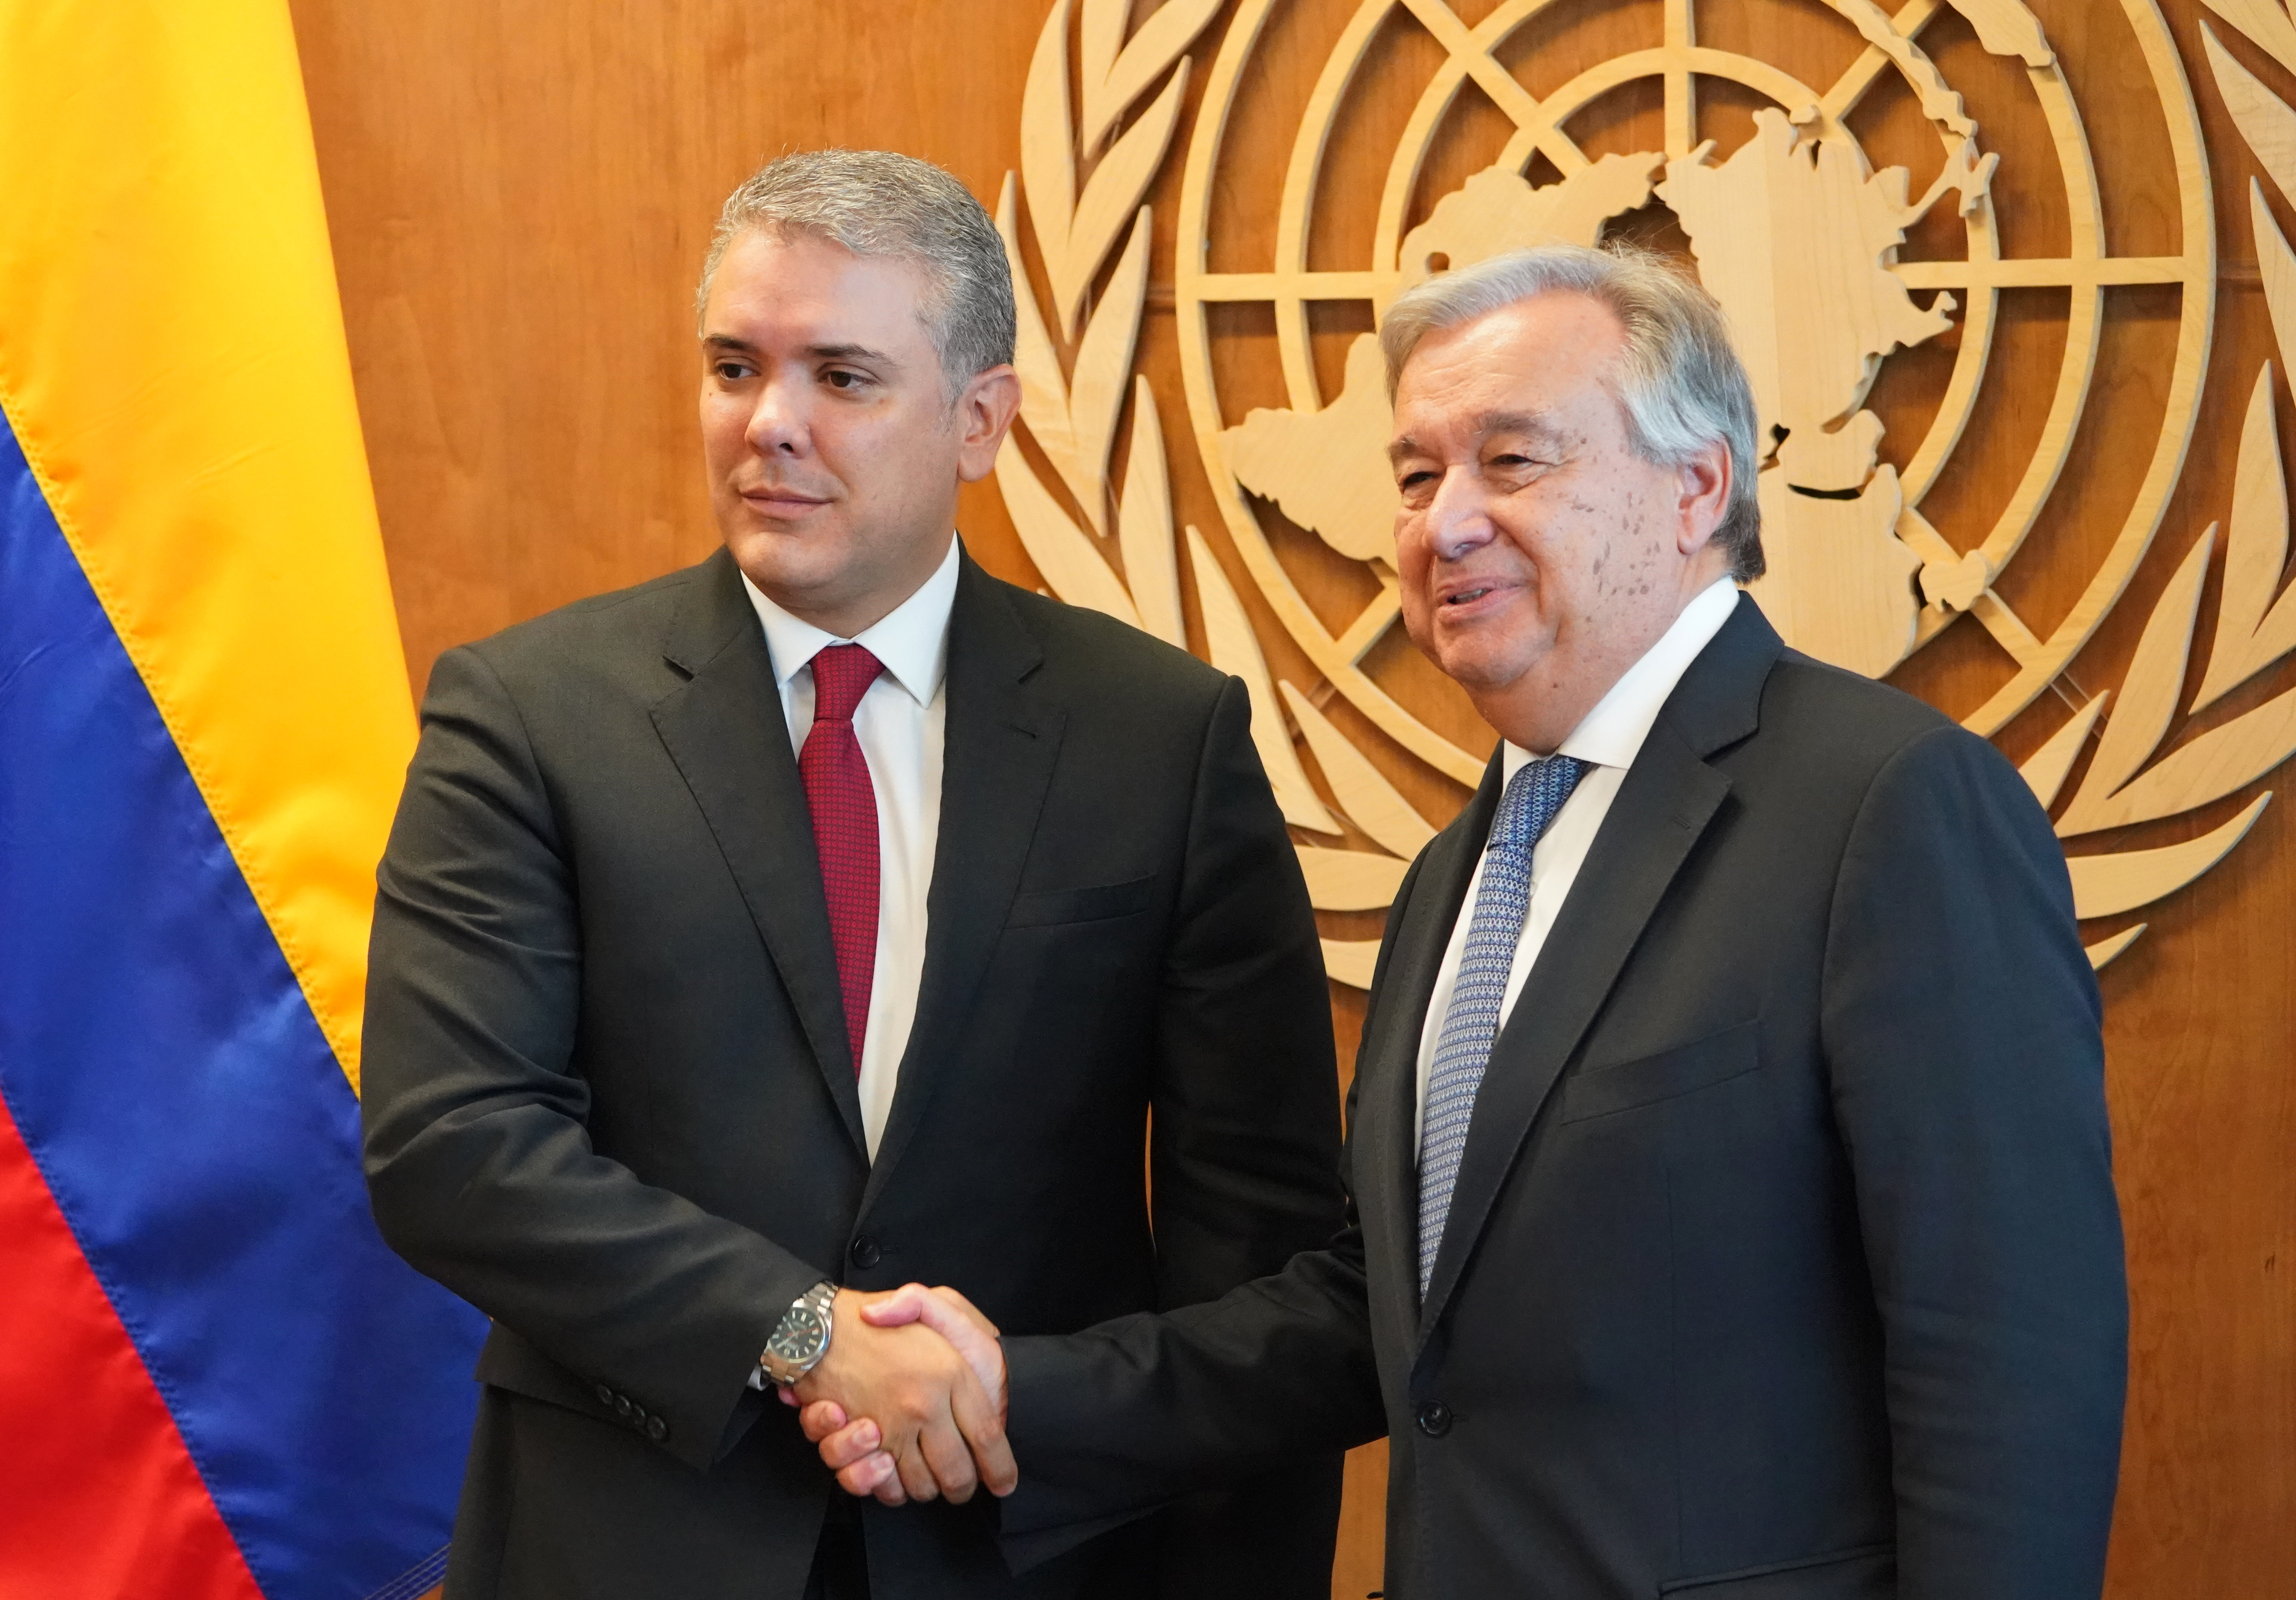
[{"xmin": 778, "ymin": 1284, "xmax": 1014, "ymax": 1504}]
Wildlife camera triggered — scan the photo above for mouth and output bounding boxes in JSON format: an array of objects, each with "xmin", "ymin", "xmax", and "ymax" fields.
[
  {"xmin": 1436, "ymin": 579, "xmax": 1514, "ymax": 612},
  {"xmin": 740, "ymin": 486, "xmax": 832, "ymax": 513}
]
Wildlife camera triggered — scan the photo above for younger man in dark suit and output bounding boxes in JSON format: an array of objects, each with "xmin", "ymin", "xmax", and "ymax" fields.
[{"xmin": 360, "ymin": 150, "xmax": 1345, "ymax": 1600}]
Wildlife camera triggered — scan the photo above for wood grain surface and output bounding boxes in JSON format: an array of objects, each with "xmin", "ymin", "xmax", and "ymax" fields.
[{"xmin": 286, "ymin": 0, "xmax": 2295, "ymax": 1592}]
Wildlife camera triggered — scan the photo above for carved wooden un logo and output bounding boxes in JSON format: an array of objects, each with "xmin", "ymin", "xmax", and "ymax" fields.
[{"xmin": 995, "ymin": 0, "xmax": 2296, "ymax": 981}]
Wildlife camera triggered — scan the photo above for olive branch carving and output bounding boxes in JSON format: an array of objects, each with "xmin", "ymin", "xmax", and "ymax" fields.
[
  {"xmin": 2023, "ymin": 1, "xmax": 2296, "ymax": 966},
  {"xmin": 994, "ymin": 0, "xmax": 1453, "ymax": 987}
]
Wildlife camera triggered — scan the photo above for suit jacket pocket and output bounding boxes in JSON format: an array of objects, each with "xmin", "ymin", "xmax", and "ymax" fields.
[
  {"xmin": 1006, "ymin": 873, "xmax": 1158, "ymax": 928},
  {"xmin": 1560, "ymin": 1018, "xmax": 1760, "ymax": 1123},
  {"xmin": 1658, "ymin": 1543, "xmax": 1894, "ymax": 1596}
]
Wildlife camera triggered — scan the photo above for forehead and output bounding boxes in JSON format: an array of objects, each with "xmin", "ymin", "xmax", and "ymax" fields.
[
  {"xmin": 1390, "ymin": 291, "xmax": 1628, "ymax": 445},
  {"xmin": 702, "ymin": 229, "xmax": 937, "ymax": 351}
]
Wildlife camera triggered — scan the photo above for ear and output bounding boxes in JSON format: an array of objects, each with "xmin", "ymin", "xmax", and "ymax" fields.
[
  {"xmin": 953, "ymin": 366, "xmax": 1023, "ymax": 483},
  {"xmin": 1674, "ymin": 436, "xmax": 1732, "ymax": 557}
]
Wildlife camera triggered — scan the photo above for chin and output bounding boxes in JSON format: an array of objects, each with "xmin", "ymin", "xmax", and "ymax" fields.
[
  {"xmin": 1438, "ymin": 650, "xmax": 1520, "ymax": 695},
  {"xmin": 1433, "ymin": 624, "xmax": 1546, "ymax": 698},
  {"xmin": 726, "ymin": 521, "xmax": 811, "ymax": 565}
]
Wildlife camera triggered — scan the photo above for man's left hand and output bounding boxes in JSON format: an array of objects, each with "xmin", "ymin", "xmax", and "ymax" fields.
[{"xmin": 785, "ymin": 1284, "xmax": 1010, "ymax": 1504}]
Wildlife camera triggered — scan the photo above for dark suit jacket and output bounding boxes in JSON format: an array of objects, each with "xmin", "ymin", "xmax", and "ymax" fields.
[
  {"xmin": 360, "ymin": 547, "xmax": 1346, "ymax": 1600},
  {"xmin": 999, "ymin": 601, "xmax": 2127, "ymax": 1600}
]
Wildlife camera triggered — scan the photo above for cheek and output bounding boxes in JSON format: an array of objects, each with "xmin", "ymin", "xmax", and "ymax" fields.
[
  {"xmin": 1486, "ymin": 507, "xmax": 1557, "ymax": 583},
  {"xmin": 836, "ymin": 414, "xmax": 921, "ymax": 481},
  {"xmin": 703, "ymin": 390, "xmax": 773, "ymax": 458},
  {"xmin": 1393, "ymin": 526, "xmax": 1436, "ymax": 617},
  {"xmin": 1394, "ymin": 515, "xmax": 1436, "ymax": 581},
  {"xmin": 1515, "ymin": 487, "xmax": 1633, "ymax": 589}
]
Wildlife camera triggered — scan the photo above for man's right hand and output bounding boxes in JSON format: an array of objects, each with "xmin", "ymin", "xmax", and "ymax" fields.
[
  {"xmin": 789, "ymin": 1285, "xmax": 1011, "ymax": 1504},
  {"xmin": 785, "ymin": 1285, "xmax": 1013, "ymax": 1505}
]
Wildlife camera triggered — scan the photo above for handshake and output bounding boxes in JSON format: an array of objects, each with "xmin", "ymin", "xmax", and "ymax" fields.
[{"xmin": 777, "ymin": 1284, "xmax": 1016, "ymax": 1505}]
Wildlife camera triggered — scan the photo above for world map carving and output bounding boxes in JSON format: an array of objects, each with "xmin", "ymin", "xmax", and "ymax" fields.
[{"xmin": 1222, "ymin": 104, "xmax": 1985, "ymax": 682}]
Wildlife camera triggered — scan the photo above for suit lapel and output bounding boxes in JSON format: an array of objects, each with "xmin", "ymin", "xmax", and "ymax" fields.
[
  {"xmin": 1414, "ymin": 600, "xmax": 1782, "ymax": 1344},
  {"xmin": 1352, "ymin": 760, "xmax": 1503, "ymax": 1365},
  {"xmin": 862, "ymin": 556, "xmax": 1064, "ymax": 1204},
  {"xmin": 649, "ymin": 550, "xmax": 866, "ymax": 1157}
]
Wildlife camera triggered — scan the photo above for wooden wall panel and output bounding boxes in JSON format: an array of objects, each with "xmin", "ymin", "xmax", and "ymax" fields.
[
  {"xmin": 288, "ymin": 0, "xmax": 2295, "ymax": 1592},
  {"xmin": 287, "ymin": 0, "xmax": 1047, "ymax": 687}
]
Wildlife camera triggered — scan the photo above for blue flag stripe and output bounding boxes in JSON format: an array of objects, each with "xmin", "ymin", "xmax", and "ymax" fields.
[{"xmin": 0, "ymin": 408, "xmax": 487, "ymax": 1600}]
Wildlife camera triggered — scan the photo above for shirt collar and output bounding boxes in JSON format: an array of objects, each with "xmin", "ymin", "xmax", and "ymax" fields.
[
  {"xmin": 1501, "ymin": 578, "xmax": 1741, "ymax": 782},
  {"xmin": 739, "ymin": 536, "xmax": 962, "ymax": 707}
]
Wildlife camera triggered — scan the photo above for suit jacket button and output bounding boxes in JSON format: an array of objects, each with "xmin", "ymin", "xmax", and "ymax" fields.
[
  {"xmin": 849, "ymin": 1236, "xmax": 881, "ymax": 1269},
  {"xmin": 595, "ymin": 1384, "xmax": 614, "ymax": 1407},
  {"xmin": 647, "ymin": 1416, "xmax": 668, "ymax": 1442},
  {"xmin": 615, "ymin": 1395, "xmax": 634, "ymax": 1419},
  {"xmin": 1415, "ymin": 1401, "xmax": 1452, "ymax": 1438}
]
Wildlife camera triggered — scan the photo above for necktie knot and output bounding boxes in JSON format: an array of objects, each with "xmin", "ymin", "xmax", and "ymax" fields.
[
  {"xmin": 811, "ymin": 644, "xmax": 883, "ymax": 724},
  {"xmin": 1490, "ymin": 754, "xmax": 1589, "ymax": 854}
]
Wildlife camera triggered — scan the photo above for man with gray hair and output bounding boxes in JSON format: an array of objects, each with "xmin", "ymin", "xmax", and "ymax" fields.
[
  {"xmin": 361, "ymin": 148, "xmax": 1346, "ymax": 1600},
  {"xmin": 806, "ymin": 242, "xmax": 2128, "ymax": 1598}
]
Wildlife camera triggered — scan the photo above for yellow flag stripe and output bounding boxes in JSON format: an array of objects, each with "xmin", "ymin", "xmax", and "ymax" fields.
[{"xmin": 0, "ymin": 0, "xmax": 413, "ymax": 1093}]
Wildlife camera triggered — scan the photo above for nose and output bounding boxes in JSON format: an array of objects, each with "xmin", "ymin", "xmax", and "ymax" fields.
[
  {"xmin": 744, "ymin": 374, "xmax": 810, "ymax": 458},
  {"xmin": 1420, "ymin": 465, "xmax": 1496, "ymax": 562}
]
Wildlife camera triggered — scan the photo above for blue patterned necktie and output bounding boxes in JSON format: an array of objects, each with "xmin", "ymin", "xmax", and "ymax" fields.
[{"xmin": 1417, "ymin": 754, "xmax": 1589, "ymax": 1298}]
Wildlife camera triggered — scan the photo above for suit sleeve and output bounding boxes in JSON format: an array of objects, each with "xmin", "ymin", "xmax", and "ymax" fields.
[
  {"xmin": 360, "ymin": 645, "xmax": 819, "ymax": 1472},
  {"xmin": 1822, "ymin": 724, "xmax": 2126, "ymax": 1598},
  {"xmin": 1147, "ymin": 674, "xmax": 1344, "ymax": 1302},
  {"xmin": 997, "ymin": 794, "xmax": 1420, "ymax": 1572},
  {"xmin": 1136, "ymin": 674, "xmax": 1351, "ymax": 1594},
  {"xmin": 998, "ymin": 1154, "xmax": 1386, "ymax": 1571}
]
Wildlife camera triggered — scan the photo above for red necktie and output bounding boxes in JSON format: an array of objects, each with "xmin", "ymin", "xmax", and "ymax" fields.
[{"xmin": 799, "ymin": 644, "xmax": 884, "ymax": 1077}]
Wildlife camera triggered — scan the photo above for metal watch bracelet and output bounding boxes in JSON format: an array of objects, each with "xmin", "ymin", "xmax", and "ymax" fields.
[{"xmin": 758, "ymin": 1279, "xmax": 837, "ymax": 1387}]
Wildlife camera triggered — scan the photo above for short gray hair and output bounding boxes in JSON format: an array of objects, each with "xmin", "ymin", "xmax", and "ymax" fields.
[
  {"xmin": 1380, "ymin": 243, "xmax": 1764, "ymax": 581},
  {"xmin": 698, "ymin": 149, "xmax": 1016, "ymax": 399}
]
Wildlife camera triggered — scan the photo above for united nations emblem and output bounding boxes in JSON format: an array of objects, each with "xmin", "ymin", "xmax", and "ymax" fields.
[{"xmin": 990, "ymin": 0, "xmax": 2296, "ymax": 983}]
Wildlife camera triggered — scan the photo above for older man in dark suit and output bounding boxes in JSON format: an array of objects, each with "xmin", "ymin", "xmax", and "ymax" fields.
[
  {"xmin": 359, "ymin": 150, "xmax": 1345, "ymax": 1600},
  {"xmin": 806, "ymin": 242, "xmax": 2128, "ymax": 1600}
]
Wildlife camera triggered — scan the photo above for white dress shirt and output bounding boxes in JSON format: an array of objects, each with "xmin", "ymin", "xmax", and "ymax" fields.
[
  {"xmin": 1413, "ymin": 579, "xmax": 1741, "ymax": 1150},
  {"xmin": 741, "ymin": 537, "xmax": 959, "ymax": 1161}
]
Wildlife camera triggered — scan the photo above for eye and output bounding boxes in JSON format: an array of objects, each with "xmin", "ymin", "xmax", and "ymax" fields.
[
  {"xmin": 712, "ymin": 359, "xmax": 757, "ymax": 382},
  {"xmin": 1484, "ymin": 450, "xmax": 1550, "ymax": 483},
  {"xmin": 822, "ymin": 368, "xmax": 869, "ymax": 391}
]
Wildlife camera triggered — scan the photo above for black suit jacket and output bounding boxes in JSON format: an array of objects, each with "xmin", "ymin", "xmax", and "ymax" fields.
[
  {"xmin": 999, "ymin": 601, "xmax": 2127, "ymax": 1599},
  {"xmin": 360, "ymin": 547, "xmax": 1346, "ymax": 1600}
]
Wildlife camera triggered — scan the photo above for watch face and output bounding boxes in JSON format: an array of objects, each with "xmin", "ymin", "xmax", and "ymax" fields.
[{"xmin": 770, "ymin": 1307, "xmax": 827, "ymax": 1362}]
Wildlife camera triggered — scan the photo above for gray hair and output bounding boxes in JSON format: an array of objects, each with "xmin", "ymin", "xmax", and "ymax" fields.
[
  {"xmin": 1379, "ymin": 242, "xmax": 1764, "ymax": 581},
  {"xmin": 697, "ymin": 149, "xmax": 1016, "ymax": 400}
]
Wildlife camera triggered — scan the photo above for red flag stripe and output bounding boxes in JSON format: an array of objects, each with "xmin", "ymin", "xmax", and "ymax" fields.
[{"xmin": 0, "ymin": 1085, "xmax": 264, "ymax": 1600}]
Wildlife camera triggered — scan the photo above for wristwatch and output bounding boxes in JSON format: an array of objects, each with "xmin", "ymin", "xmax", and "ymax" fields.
[{"xmin": 759, "ymin": 1279, "xmax": 837, "ymax": 1386}]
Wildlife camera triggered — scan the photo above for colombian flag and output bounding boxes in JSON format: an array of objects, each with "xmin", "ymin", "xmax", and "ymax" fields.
[{"xmin": 0, "ymin": 4, "xmax": 489, "ymax": 1597}]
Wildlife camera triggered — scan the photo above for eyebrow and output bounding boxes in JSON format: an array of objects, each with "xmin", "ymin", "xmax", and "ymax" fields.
[
  {"xmin": 1471, "ymin": 408, "xmax": 1566, "ymax": 442},
  {"xmin": 700, "ymin": 334, "xmax": 903, "ymax": 369},
  {"xmin": 806, "ymin": 341, "xmax": 901, "ymax": 368},
  {"xmin": 1388, "ymin": 408, "xmax": 1567, "ymax": 465}
]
